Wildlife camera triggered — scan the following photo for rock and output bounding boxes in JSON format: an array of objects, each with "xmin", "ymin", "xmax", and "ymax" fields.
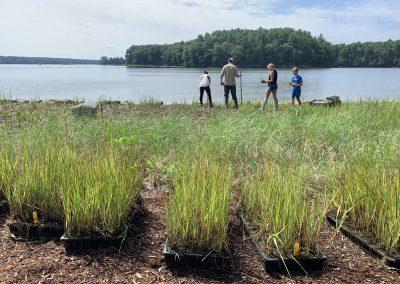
[
  {"xmin": 11, "ymin": 99, "xmax": 30, "ymax": 103},
  {"xmin": 70, "ymin": 102, "xmax": 98, "ymax": 117},
  {"xmin": 49, "ymin": 99, "xmax": 73, "ymax": 104},
  {"xmin": 326, "ymin": 96, "xmax": 342, "ymax": 105}
]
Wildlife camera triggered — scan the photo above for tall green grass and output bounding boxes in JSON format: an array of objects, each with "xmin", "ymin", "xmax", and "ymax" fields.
[
  {"xmin": 240, "ymin": 163, "xmax": 329, "ymax": 257},
  {"xmin": 0, "ymin": 100, "xmax": 400, "ymax": 249},
  {"xmin": 166, "ymin": 157, "xmax": 231, "ymax": 253},
  {"xmin": 61, "ymin": 146, "xmax": 143, "ymax": 237},
  {"xmin": 332, "ymin": 158, "xmax": 400, "ymax": 255}
]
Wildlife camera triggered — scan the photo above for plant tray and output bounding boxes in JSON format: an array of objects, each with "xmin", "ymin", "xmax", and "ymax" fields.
[
  {"xmin": 237, "ymin": 209, "xmax": 326, "ymax": 273},
  {"xmin": 163, "ymin": 240, "xmax": 231, "ymax": 268},
  {"xmin": 8, "ymin": 221, "xmax": 64, "ymax": 241},
  {"xmin": 326, "ymin": 213, "xmax": 400, "ymax": 268},
  {"xmin": 60, "ymin": 233, "xmax": 124, "ymax": 252},
  {"xmin": 0, "ymin": 200, "xmax": 9, "ymax": 214}
]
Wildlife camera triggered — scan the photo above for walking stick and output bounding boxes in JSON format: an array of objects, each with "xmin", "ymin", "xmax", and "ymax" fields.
[{"xmin": 239, "ymin": 71, "xmax": 243, "ymax": 106}]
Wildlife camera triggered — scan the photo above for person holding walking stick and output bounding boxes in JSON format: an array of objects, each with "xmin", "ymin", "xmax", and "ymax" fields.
[{"xmin": 220, "ymin": 58, "xmax": 242, "ymax": 109}]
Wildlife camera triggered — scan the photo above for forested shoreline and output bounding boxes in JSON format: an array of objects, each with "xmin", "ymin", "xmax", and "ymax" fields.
[
  {"xmin": 125, "ymin": 28, "xmax": 400, "ymax": 68},
  {"xmin": 0, "ymin": 56, "xmax": 98, "ymax": 65}
]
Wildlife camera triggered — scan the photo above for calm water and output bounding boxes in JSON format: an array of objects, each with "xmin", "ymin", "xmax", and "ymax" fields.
[{"xmin": 0, "ymin": 65, "xmax": 399, "ymax": 103}]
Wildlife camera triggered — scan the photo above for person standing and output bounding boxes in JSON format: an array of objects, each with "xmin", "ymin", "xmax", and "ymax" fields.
[
  {"xmin": 220, "ymin": 58, "xmax": 242, "ymax": 109},
  {"xmin": 199, "ymin": 70, "xmax": 213, "ymax": 107},
  {"xmin": 290, "ymin": 67, "xmax": 303, "ymax": 106},
  {"xmin": 261, "ymin": 63, "xmax": 279, "ymax": 110}
]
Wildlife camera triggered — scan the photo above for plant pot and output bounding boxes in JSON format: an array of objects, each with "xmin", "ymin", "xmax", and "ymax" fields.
[
  {"xmin": 326, "ymin": 213, "xmax": 400, "ymax": 268},
  {"xmin": 60, "ymin": 233, "xmax": 124, "ymax": 252},
  {"xmin": 8, "ymin": 221, "xmax": 64, "ymax": 241},
  {"xmin": 237, "ymin": 209, "xmax": 326, "ymax": 273},
  {"xmin": 163, "ymin": 239, "xmax": 231, "ymax": 268},
  {"xmin": 0, "ymin": 200, "xmax": 10, "ymax": 214}
]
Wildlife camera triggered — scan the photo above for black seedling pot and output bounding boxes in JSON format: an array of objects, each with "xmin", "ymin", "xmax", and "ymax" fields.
[{"xmin": 237, "ymin": 209, "xmax": 326, "ymax": 273}]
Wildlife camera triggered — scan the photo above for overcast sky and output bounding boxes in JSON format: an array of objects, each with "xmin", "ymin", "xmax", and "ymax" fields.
[{"xmin": 1, "ymin": 0, "xmax": 399, "ymax": 59}]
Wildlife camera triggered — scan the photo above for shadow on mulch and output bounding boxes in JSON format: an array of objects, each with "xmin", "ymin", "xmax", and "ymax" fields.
[{"xmin": 0, "ymin": 200, "xmax": 10, "ymax": 227}]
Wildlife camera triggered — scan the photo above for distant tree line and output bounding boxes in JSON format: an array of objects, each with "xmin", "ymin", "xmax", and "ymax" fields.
[
  {"xmin": 125, "ymin": 28, "xmax": 400, "ymax": 68},
  {"xmin": 100, "ymin": 56, "xmax": 126, "ymax": 65},
  {"xmin": 0, "ymin": 56, "xmax": 99, "ymax": 65}
]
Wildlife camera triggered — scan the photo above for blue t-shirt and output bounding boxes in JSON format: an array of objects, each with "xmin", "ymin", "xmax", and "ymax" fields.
[{"xmin": 292, "ymin": 75, "xmax": 303, "ymax": 90}]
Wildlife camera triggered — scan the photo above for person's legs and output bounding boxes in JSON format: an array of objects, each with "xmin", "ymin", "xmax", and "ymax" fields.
[
  {"xmin": 261, "ymin": 88, "xmax": 271, "ymax": 109},
  {"xmin": 231, "ymin": 86, "xmax": 238, "ymax": 109},
  {"xmin": 199, "ymin": 87, "xmax": 205, "ymax": 106},
  {"xmin": 296, "ymin": 89, "xmax": 301, "ymax": 106},
  {"xmin": 205, "ymin": 86, "xmax": 213, "ymax": 107},
  {"xmin": 272, "ymin": 89, "xmax": 278, "ymax": 109},
  {"xmin": 224, "ymin": 85, "xmax": 229, "ymax": 108},
  {"xmin": 292, "ymin": 89, "xmax": 300, "ymax": 106}
]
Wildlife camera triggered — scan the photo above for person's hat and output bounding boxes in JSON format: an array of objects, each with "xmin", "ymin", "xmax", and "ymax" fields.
[
  {"xmin": 203, "ymin": 70, "xmax": 208, "ymax": 74},
  {"xmin": 228, "ymin": 58, "xmax": 234, "ymax": 63}
]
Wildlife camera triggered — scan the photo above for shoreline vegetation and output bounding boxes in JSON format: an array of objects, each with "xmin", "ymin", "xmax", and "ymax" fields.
[
  {"xmin": 2, "ymin": 27, "xmax": 399, "ymax": 69},
  {"xmin": 125, "ymin": 27, "xmax": 400, "ymax": 68}
]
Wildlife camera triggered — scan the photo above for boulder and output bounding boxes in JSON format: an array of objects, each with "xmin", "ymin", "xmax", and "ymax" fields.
[
  {"xmin": 70, "ymin": 101, "xmax": 98, "ymax": 117},
  {"xmin": 309, "ymin": 96, "xmax": 341, "ymax": 107}
]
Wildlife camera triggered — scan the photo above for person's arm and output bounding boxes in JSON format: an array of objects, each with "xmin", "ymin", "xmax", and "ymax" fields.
[
  {"xmin": 299, "ymin": 77, "xmax": 303, "ymax": 87},
  {"xmin": 220, "ymin": 67, "xmax": 225, "ymax": 85},
  {"xmin": 208, "ymin": 75, "xmax": 211, "ymax": 84},
  {"xmin": 234, "ymin": 67, "xmax": 242, "ymax": 78}
]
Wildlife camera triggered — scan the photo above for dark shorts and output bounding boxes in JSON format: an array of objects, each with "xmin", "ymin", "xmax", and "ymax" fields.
[
  {"xmin": 292, "ymin": 88, "xmax": 301, "ymax": 99},
  {"xmin": 268, "ymin": 83, "xmax": 278, "ymax": 91},
  {"xmin": 224, "ymin": 85, "xmax": 237, "ymax": 101}
]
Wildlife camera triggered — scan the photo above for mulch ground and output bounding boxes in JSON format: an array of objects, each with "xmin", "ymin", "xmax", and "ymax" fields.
[{"xmin": 1, "ymin": 182, "xmax": 400, "ymax": 284}]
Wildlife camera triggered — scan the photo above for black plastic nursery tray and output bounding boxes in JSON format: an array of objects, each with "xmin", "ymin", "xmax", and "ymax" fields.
[
  {"xmin": 326, "ymin": 213, "xmax": 400, "ymax": 268},
  {"xmin": 0, "ymin": 200, "xmax": 9, "ymax": 214},
  {"xmin": 237, "ymin": 210, "xmax": 326, "ymax": 273},
  {"xmin": 8, "ymin": 221, "xmax": 64, "ymax": 241},
  {"xmin": 60, "ymin": 233, "xmax": 124, "ymax": 252},
  {"xmin": 163, "ymin": 240, "xmax": 231, "ymax": 268}
]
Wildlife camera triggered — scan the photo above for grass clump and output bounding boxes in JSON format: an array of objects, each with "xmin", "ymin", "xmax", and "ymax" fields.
[
  {"xmin": 166, "ymin": 157, "xmax": 231, "ymax": 253},
  {"xmin": 240, "ymin": 163, "xmax": 328, "ymax": 257},
  {"xmin": 332, "ymin": 159, "xmax": 400, "ymax": 255},
  {"xmin": 2, "ymin": 147, "xmax": 64, "ymax": 223},
  {"xmin": 61, "ymin": 146, "xmax": 144, "ymax": 238}
]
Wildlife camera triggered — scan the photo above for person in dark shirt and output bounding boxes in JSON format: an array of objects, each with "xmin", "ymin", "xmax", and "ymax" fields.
[{"xmin": 260, "ymin": 63, "xmax": 279, "ymax": 110}]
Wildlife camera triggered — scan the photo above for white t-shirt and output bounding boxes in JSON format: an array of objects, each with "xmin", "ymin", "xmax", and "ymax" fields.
[{"xmin": 199, "ymin": 74, "xmax": 210, "ymax": 87}]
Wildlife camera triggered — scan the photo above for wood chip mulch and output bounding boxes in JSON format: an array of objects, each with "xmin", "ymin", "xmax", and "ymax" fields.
[{"xmin": 1, "ymin": 187, "xmax": 400, "ymax": 283}]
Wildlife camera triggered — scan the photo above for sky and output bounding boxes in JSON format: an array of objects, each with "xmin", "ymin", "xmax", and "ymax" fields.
[{"xmin": 0, "ymin": 0, "xmax": 399, "ymax": 59}]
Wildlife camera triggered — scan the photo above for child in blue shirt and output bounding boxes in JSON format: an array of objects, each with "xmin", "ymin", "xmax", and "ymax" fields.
[{"xmin": 290, "ymin": 67, "xmax": 303, "ymax": 105}]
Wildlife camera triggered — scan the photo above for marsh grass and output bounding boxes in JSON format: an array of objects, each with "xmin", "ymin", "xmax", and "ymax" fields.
[
  {"xmin": 240, "ymin": 163, "xmax": 329, "ymax": 257},
  {"xmin": 332, "ymin": 158, "xmax": 400, "ymax": 255},
  {"xmin": 61, "ymin": 146, "xmax": 144, "ymax": 237},
  {"xmin": 166, "ymin": 157, "xmax": 231, "ymax": 253},
  {"xmin": 0, "ymin": 100, "xmax": 400, "ymax": 251}
]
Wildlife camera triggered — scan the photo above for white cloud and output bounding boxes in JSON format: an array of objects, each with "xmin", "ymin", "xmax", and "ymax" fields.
[{"xmin": 0, "ymin": 0, "xmax": 399, "ymax": 58}]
